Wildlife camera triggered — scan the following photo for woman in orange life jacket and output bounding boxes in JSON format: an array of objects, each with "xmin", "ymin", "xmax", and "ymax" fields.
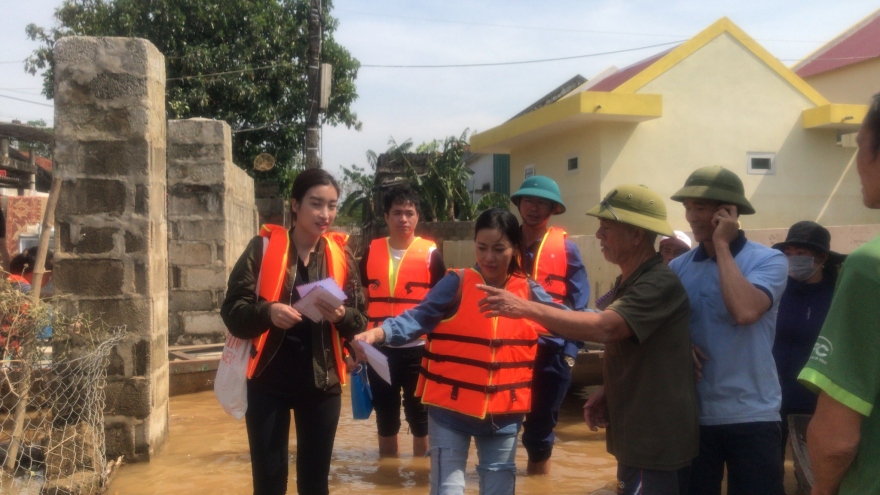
[
  {"xmin": 353, "ymin": 208, "xmax": 561, "ymax": 495},
  {"xmin": 221, "ymin": 168, "xmax": 367, "ymax": 495}
]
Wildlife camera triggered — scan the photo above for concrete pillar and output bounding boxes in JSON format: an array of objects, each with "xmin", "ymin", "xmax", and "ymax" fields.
[
  {"xmin": 53, "ymin": 36, "xmax": 168, "ymax": 462},
  {"xmin": 166, "ymin": 118, "xmax": 257, "ymax": 345}
]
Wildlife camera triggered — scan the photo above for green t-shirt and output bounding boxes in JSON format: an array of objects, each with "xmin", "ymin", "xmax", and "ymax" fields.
[
  {"xmin": 799, "ymin": 234, "xmax": 880, "ymax": 494},
  {"xmin": 604, "ymin": 255, "xmax": 699, "ymax": 470}
]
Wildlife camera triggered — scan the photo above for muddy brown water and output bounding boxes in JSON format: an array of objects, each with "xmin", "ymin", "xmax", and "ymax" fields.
[{"xmin": 107, "ymin": 389, "xmax": 800, "ymax": 494}]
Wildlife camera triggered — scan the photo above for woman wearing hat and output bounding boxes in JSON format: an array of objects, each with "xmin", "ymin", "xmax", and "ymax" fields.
[{"xmin": 771, "ymin": 221, "xmax": 845, "ymax": 452}]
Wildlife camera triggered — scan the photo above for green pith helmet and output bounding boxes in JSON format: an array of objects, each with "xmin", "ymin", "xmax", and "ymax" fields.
[
  {"xmin": 511, "ymin": 176, "xmax": 566, "ymax": 214},
  {"xmin": 670, "ymin": 166, "xmax": 756, "ymax": 215},
  {"xmin": 586, "ymin": 184, "xmax": 675, "ymax": 237}
]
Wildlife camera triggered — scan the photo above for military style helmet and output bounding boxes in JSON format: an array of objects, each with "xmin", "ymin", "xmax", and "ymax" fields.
[
  {"xmin": 586, "ymin": 184, "xmax": 675, "ymax": 237},
  {"xmin": 670, "ymin": 166, "xmax": 756, "ymax": 215},
  {"xmin": 510, "ymin": 176, "xmax": 566, "ymax": 214}
]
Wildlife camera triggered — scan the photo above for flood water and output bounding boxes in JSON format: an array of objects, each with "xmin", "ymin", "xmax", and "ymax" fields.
[{"xmin": 107, "ymin": 389, "xmax": 800, "ymax": 494}]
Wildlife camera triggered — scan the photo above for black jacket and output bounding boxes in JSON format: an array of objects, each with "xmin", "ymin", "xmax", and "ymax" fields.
[{"xmin": 221, "ymin": 232, "xmax": 368, "ymax": 390}]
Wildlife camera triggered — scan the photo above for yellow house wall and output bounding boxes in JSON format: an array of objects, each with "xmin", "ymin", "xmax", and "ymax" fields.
[
  {"xmin": 603, "ymin": 33, "xmax": 873, "ymax": 230},
  {"xmin": 803, "ymin": 58, "xmax": 880, "ymax": 105}
]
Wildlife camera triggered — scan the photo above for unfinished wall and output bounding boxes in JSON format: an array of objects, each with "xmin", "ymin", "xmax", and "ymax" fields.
[
  {"xmin": 167, "ymin": 119, "xmax": 258, "ymax": 345},
  {"xmin": 53, "ymin": 36, "xmax": 169, "ymax": 461}
]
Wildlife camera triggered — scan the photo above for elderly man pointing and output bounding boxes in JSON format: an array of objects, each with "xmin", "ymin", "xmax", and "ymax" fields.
[{"xmin": 478, "ymin": 184, "xmax": 698, "ymax": 495}]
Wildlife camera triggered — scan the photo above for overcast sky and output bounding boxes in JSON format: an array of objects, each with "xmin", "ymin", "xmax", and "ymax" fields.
[{"xmin": 2, "ymin": 1, "xmax": 878, "ymax": 178}]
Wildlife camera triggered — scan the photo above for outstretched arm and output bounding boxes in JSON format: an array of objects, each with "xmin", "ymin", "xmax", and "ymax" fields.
[{"xmin": 476, "ymin": 284, "xmax": 632, "ymax": 343}]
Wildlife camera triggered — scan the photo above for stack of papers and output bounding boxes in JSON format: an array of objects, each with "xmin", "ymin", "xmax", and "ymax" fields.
[
  {"xmin": 292, "ymin": 278, "xmax": 348, "ymax": 323},
  {"xmin": 358, "ymin": 343, "xmax": 391, "ymax": 385}
]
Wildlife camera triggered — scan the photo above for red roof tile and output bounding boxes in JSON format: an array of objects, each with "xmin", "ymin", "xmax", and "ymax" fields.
[
  {"xmin": 17, "ymin": 151, "xmax": 53, "ymax": 172},
  {"xmin": 796, "ymin": 10, "xmax": 880, "ymax": 78},
  {"xmin": 589, "ymin": 48, "xmax": 676, "ymax": 92}
]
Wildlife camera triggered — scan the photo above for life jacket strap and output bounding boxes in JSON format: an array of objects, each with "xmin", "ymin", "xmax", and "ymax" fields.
[
  {"xmin": 422, "ymin": 349, "xmax": 534, "ymax": 370},
  {"xmin": 367, "ymin": 296, "xmax": 425, "ymax": 305},
  {"xmin": 420, "ymin": 367, "xmax": 532, "ymax": 395},
  {"xmin": 404, "ymin": 281, "xmax": 432, "ymax": 294},
  {"xmin": 427, "ymin": 333, "xmax": 538, "ymax": 348}
]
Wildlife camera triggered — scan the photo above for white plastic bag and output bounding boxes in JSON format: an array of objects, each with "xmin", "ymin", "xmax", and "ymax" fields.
[
  {"xmin": 214, "ymin": 332, "xmax": 252, "ymax": 420},
  {"xmin": 214, "ymin": 237, "xmax": 268, "ymax": 419}
]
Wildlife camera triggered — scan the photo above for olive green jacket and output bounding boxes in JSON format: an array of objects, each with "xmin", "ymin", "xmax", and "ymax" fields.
[{"xmin": 220, "ymin": 231, "xmax": 368, "ymax": 390}]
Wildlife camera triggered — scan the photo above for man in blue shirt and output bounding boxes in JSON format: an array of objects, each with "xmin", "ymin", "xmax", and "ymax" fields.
[
  {"xmin": 668, "ymin": 166, "xmax": 788, "ymax": 495},
  {"xmin": 510, "ymin": 176, "xmax": 589, "ymax": 475}
]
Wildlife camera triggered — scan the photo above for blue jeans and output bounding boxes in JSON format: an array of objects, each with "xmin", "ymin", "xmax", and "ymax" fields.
[{"xmin": 427, "ymin": 408, "xmax": 522, "ymax": 495}]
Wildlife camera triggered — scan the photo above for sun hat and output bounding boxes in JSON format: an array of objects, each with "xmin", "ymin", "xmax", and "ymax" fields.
[
  {"xmin": 586, "ymin": 184, "xmax": 675, "ymax": 237},
  {"xmin": 670, "ymin": 166, "xmax": 756, "ymax": 215},
  {"xmin": 511, "ymin": 176, "xmax": 566, "ymax": 214},
  {"xmin": 772, "ymin": 221, "xmax": 846, "ymax": 265}
]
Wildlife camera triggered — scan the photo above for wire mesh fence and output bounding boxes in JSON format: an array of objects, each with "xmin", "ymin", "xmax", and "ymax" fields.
[{"xmin": 0, "ymin": 284, "xmax": 124, "ymax": 495}]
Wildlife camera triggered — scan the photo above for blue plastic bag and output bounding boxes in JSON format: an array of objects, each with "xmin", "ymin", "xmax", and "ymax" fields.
[{"xmin": 350, "ymin": 364, "xmax": 373, "ymax": 420}]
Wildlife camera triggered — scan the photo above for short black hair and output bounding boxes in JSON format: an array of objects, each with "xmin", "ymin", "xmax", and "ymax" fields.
[
  {"xmin": 10, "ymin": 247, "xmax": 54, "ymax": 275},
  {"xmin": 9, "ymin": 253, "xmax": 30, "ymax": 275},
  {"xmin": 383, "ymin": 187, "xmax": 421, "ymax": 215},
  {"xmin": 865, "ymin": 92, "xmax": 880, "ymax": 158}
]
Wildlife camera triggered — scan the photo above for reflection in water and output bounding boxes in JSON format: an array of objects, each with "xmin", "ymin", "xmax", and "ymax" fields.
[
  {"xmin": 107, "ymin": 389, "xmax": 618, "ymax": 494},
  {"xmin": 107, "ymin": 389, "xmax": 800, "ymax": 494}
]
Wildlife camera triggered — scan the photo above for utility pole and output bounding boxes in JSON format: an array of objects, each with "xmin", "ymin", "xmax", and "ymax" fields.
[{"xmin": 305, "ymin": 0, "xmax": 322, "ymax": 169}]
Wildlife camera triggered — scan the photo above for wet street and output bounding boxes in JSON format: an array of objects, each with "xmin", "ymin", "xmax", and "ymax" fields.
[{"xmin": 107, "ymin": 389, "xmax": 799, "ymax": 494}]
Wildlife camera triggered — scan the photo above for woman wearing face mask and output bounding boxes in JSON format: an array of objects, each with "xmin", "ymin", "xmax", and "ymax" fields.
[{"xmin": 771, "ymin": 221, "xmax": 845, "ymax": 453}]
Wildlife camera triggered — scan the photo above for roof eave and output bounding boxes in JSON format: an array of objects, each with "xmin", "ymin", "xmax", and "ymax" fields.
[
  {"xmin": 802, "ymin": 104, "xmax": 868, "ymax": 131},
  {"xmin": 470, "ymin": 92, "xmax": 662, "ymax": 154}
]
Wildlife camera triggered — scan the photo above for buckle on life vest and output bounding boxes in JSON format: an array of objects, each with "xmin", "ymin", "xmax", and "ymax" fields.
[
  {"xmin": 486, "ymin": 385, "xmax": 498, "ymax": 394},
  {"xmin": 488, "ymin": 362, "xmax": 502, "ymax": 370},
  {"xmin": 451, "ymin": 386, "xmax": 459, "ymax": 400},
  {"xmin": 490, "ymin": 339, "xmax": 503, "ymax": 348}
]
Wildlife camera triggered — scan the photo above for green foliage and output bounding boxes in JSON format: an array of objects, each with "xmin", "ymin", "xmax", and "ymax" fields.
[
  {"xmin": 25, "ymin": 0, "xmax": 360, "ymax": 181},
  {"xmin": 339, "ymin": 148, "xmax": 386, "ymax": 235},
  {"xmin": 406, "ymin": 130, "xmax": 474, "ymax": 221},
  {"xmin": 461, "ymin": 191, "xmax": 511, "ymax": 221}
]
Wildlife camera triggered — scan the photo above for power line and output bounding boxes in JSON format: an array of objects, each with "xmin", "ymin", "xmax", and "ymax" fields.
[
  {"xmin": 166, "ymin": 40, "xmax": 683, "ymax": 81},
  {"xmin": 337, "ymin": 9, "xmax": 825, "ymax": 44},
  {"xmin": 0, "ymin": 60, "xmax": 25, "ymax": 65},
  {"xmin": 0, "ymin": 93, "xmax": 53, "ymax": 108},
  {"xmin": 360, "ymin": 41, "xmax": 683, "ymax": 68}
]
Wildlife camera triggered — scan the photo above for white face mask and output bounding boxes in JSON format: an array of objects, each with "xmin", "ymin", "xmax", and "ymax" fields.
[{"xmin": 788, "ymin": 255, "xmax": 817, "ymax": 281}]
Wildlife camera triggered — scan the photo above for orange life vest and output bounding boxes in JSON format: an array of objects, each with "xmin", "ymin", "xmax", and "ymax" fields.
[
  {"xmin": 416, "ymin": 269, "xmax": 538, "ymax": 419},
  {"xmin": 246, "ymin": 225, "xmax": 351, "ymax": 385},
  {"xmin": 7, "ymin": 274, "xmax": 29, "ymax": 286},
  {"xmin": 365, "ymin": 237, "xmax": 435, "ymax": 329},
  {"xmin": 528, "ymin": 227, "xmax": 568, "ymax": 335}
]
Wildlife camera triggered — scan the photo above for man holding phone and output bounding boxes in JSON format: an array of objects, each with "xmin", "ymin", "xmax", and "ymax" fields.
[{"xmin": 669, "ymin": 166, "xmax": 788, "ymax": 495}]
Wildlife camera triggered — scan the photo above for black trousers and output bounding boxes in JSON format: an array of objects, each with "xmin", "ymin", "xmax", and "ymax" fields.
[
  {"xmin": 367, "ymin": 345, "xmax": 429, "ymax": 437},
  {"xmin": 522, "ymin": 344, "xmax": 572, "ymax": 462},
  {"xmin": 245, "ymin": 385, "xmax": 342, "ymax": 495},
  {"xmin": 688, "ymin": 422, "xmax": 784, "ymax": 495}
]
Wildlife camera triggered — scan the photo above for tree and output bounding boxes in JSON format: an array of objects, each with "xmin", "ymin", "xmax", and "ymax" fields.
[
  {"xmin": 25, "ymin": 0, "xmax": 360, "ymax": 190},
  {"xmin": 407, "ymin": 130, "xmax": 475, "ymax": 221},
  {"xmin": 461, "ymin": 191, "xmax": 510, "ymax": 221}
]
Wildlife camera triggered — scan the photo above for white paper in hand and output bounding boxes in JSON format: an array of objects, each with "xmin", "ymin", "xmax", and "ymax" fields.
[
  {"xmin": 292, "ymin": 278, "xmax": 348, "ymax": 323},
  {"xmin": 358, "ymin": 342, "xmax": 391, "ymax": 385}
]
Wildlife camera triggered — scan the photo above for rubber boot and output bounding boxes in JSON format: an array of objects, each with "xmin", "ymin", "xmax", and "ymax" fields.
[
  {"xmin": 527, "ymin": 458, "xmax": 551, "ymax": 475},
  {"xmin": 378, "ymin": 434, "xmax": 399, "ymax": 458},
  {"xmin": 413, "ymin": 435, "xmax": 429, "ymax": 457}
]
